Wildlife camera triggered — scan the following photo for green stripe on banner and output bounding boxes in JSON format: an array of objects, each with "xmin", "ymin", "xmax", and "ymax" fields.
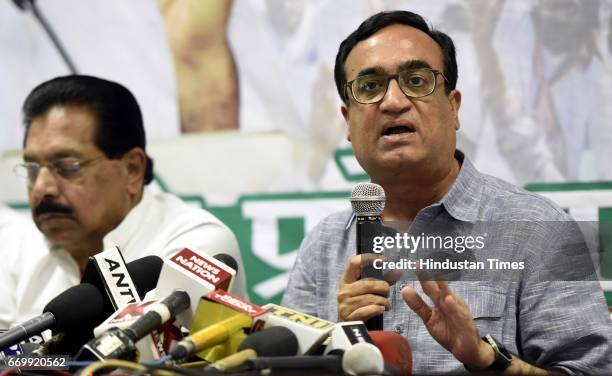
[
  {"xmin": 524, "ymin": 182, "xmax": 612, "ymax": 192},
  {"xmin": 606, "ymin": 291, "xmax": 612, "ymax": 307},
  {"xmin": 600, "ymin": 208, "xmax": 612, "ymax": 279}
]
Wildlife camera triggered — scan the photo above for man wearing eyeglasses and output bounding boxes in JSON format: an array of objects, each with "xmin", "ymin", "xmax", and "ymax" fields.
[
  {"xmin": 0, "ymin": 75, "xmax": 247, "ymax": 328},
  {"xmin": 282, "ymin": 10, "xmax": 611, "ymax": 375}
]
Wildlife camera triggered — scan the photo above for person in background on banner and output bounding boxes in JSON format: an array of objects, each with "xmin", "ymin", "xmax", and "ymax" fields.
[
  {"xmin": 282, "ymin": 10, "xmax": 612, "ymax": 375},
  {"xmin": 1, "ymin": 75, "xmax": 247, "ymax": 328}
]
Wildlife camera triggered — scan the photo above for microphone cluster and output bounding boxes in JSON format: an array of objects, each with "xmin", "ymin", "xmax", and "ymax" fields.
[{"xmin": 0, "ymin": 245, "xmax": 412, "ymax": 375}]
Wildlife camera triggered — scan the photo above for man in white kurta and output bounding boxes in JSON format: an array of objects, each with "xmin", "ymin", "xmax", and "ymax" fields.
[{"xmin": 0, "ymin": 75, "xmax": 246, "ymax": 329}]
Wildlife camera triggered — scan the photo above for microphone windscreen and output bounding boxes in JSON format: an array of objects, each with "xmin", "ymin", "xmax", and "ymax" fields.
[
  {"xmin": 213, "ymin": 253, "xmax": 238, "ymax": 272},
  {"xmin": 342, "ymin": 342, "xmax": 384, "ymax": 376},
  {"xmin": 238, "ymin": 326, "xmax": 299, "ymax": 356},
  {"xmin": 126, "ymin": 256, "xmax": 163, "ymax": 299},
  {"xmin": 43, "ymin": 283, "xmax": 105, "ymax": 332},
  {"xmin": 350, "ymin": 182, "xmax": 385, "ymax": 215},
  {"xmin": 370, "ymin": 331, "xmax": 412, "ymax": 376}
]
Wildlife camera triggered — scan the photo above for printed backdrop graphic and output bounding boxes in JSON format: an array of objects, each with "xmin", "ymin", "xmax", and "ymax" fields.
[{"xmin": 1, "ymin": 0, "xmax": 612, "ymax": 305}]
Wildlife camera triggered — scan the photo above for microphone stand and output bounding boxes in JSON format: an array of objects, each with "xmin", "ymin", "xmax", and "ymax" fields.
[{"xmin": 13, "ymin": 0, "xmax": 79, "ymax": 73}]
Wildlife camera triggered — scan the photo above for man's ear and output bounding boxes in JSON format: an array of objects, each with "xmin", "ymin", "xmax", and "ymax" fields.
[
  {"xmin": 341, "ymin": 104, "xmax": 351, "ymax": 142},
  {"xmin": 122, "ymin": 148, "xmax": 146, "ymax": 196},
  {"xmin": 449, "ymin": 89, "xmax": 462, "ymax": 130}
]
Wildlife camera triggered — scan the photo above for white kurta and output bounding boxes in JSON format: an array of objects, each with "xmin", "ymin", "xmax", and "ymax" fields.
[{"xmin": 0, "ymin": 188, "xmax": 248, "ymax": 329}]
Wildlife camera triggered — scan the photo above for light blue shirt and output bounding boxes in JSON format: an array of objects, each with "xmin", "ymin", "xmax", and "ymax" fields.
[{"xmin": 282, "ymin": 154, "xmax": 612, "ymax": 375}]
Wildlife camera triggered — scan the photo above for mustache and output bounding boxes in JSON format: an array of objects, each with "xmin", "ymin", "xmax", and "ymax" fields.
[{"xmin": 34, "ymin": 201, "xmax": 74, "ymax": 217}]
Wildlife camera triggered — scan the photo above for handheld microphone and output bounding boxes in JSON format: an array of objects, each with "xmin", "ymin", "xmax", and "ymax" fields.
[
  {"xmin": 0, "ymin": 284, "xmax": 105, "ymax": 351},
  {"xmin": 76, "ymin": 290, "xmax": 190, "ymax": 361},
  {"xmin": 154, "ymin": 249, "xmax": 237, "ymax": 328},
  {"xmin": 350, "ymin": 182, "xmax": 386, "ymax": 331},
  {"xmin": 207, "ymin": 326, "xmax": 299, "ymax": 372},
  {"xmin": 370, "ymin": 331, "xmax": 413, "ymax": 376}
]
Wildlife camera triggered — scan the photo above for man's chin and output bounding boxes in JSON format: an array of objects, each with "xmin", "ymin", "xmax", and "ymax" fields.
[{"xmin": 37, "ymin": 223, "xmax": 80, "ymax": 249}]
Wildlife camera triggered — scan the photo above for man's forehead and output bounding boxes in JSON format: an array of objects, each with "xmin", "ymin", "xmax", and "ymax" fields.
[
  {"xmin": 25, "ymin": 105, "xmax": 99, "ymax": 157},
  {"xmin": 345, "ymin": 24, "xmax": 444, "ymax": 77}
]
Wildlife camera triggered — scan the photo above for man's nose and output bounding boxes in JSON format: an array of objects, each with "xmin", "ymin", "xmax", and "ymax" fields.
[
  {"xmin": 29, "ymin": 166, "xmax": 60, "ymax": 202},
  {"xmin": 379, "ymin": 78, "xmax": 412, "ymax": 113}
]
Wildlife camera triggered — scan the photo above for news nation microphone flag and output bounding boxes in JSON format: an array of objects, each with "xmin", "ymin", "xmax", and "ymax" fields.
[{"xmin": 155, "ymin": 248, "xmax": 236, "ymax": 328}]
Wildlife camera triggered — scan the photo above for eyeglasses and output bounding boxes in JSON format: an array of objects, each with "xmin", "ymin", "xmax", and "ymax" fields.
[
  {"xmin": 345, "ymin": 67, "xmax": 448, "ymax": 104},
  {"xmin": 14, "ymin": 156, "xmax": 104, "ymax": 185}
]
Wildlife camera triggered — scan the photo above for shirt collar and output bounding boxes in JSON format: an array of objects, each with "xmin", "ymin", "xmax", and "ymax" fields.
[
  {"xmin": 439, "ymin": 150, "xmax": 483, "ymax": 223},
  {"xmin": 102, "ymin": 188, "xmax": 152, "ymax": 250},
  {"xmin": 344, "ymin": 150, "xmax": 483, "ymax": 230}
]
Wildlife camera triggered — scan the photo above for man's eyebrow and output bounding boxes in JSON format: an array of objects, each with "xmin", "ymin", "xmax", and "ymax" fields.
[
  {"xmin": 354, "ymin": 66, "xmax": 387, "ymax": 78},
  {"xmin": 398, "ymin": 60, "xmax": 434, "ymax": 71},
  {"xmin": 353, "ymin": 60, "xmax": 436, "ymax": 80},
  {"xmin": 23, "ymin": 150, "xmax": 84, "ymax": 162}
]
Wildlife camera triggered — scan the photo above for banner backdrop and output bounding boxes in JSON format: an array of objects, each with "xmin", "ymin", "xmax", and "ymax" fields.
[{"xmin": 1, "ymin": 0, "xmax": 611, "ymax": 305}]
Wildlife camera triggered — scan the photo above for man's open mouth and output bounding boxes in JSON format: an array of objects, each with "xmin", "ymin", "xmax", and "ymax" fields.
[{"xmin": 383, "ymin": 124, "xmax": 416, "ymax": 136}]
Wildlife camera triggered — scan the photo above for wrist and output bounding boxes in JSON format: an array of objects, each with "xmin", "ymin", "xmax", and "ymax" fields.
[
  {"xmin": 468, "ymin": 338, "xmax": 496, "ymax": 371},
  {"xmin": 465, "ymin": 334, "xmax": 513, "ymax": 373}
]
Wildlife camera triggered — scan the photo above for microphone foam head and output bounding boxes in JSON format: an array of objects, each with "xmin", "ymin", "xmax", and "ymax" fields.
[
  {"xmin": 370, "ymin": 331, "xmax": 412, "ymax": 376},
  {"xmin": 213, "ymin": 253, "xmax": 238, "ymax": 272},
  {"xmin": 43, "ymin": 283, "xmax": 106, "ymax": 332},
  {"xmin": 126, "ymin": 255, "xmax": 163, "ymax": 299},
  {"xmin": 239, "ymin": 326, "xmax": 299, "ymax": 356},
  {"xmin": 342, "ymin": 342, "xmax": 384, "ymax": 376},
  {"xmin": 350, "ymin": 183, "xmax": 385, "ymax": 216}
]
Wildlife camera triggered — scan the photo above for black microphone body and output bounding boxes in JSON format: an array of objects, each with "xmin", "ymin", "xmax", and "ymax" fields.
[
  {"xmin": 0, "ymin": 284, "xmax": 104, "ymax": 352},
  {"xmin": 356, "ymin": 215, "xmax": 384, "ymax": 331},
  {"xmin": 124, "ymin": 290, "xmax": 190, "ymax": 342},
  {"xmin": 351, "ymin": 183, "xmax": 386, "ymax": 331},
  {"xmin": 0, "ymin": 313, "xmax": 55, "ymax": 351},
  {"xmin": 76, "ymin": 290, "xmax": 190, "ymax": 361}
]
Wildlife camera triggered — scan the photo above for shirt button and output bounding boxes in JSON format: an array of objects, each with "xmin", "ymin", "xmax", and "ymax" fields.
[{"xmin": 394, "ymin": 325, "xmax": 403, "ymax": 334}]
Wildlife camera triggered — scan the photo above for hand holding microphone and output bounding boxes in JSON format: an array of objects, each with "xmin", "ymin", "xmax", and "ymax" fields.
[{"xmin": 337, "ymin": 254, "xmax": 391, "ymax": 323}]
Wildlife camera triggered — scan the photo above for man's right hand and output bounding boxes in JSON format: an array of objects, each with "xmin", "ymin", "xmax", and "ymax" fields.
[{"xmin": 337, "ymin": 254, "xmax": 391, "ymax": 322}]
